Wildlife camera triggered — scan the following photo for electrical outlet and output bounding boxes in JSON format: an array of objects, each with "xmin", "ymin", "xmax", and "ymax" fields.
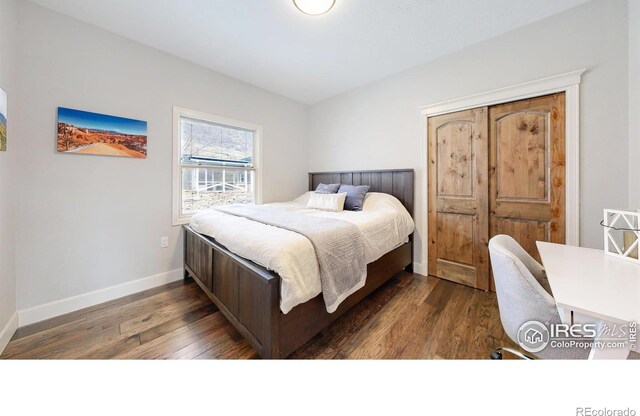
[{"xmin": 160, "ymin": 236, "xmax": 169, "ymax": 248}]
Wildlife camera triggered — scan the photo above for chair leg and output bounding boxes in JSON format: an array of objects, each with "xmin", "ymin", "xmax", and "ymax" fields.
[
  {"xmin": 490, "ymin": 350, "xmax": 503, "ymax": 360},
  {"xmin": 490, "ymin": 347, "xmax": 535, "ymax": 360}
]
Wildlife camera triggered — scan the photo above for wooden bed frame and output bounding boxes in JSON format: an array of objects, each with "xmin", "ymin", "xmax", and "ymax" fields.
[{"xmin": 183, "ymin": 169, "xmax": 414, "ymax": 358}]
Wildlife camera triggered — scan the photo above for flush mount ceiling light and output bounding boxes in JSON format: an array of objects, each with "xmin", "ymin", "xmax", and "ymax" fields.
[{"xmin": 293, "ymin": 0, "xmax": 336, "ymax": 16}]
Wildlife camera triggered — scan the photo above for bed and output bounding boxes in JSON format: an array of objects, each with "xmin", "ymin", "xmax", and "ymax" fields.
[{"xmin": 183, "ymin": 169, "xmax": 414, "ymax": 358}]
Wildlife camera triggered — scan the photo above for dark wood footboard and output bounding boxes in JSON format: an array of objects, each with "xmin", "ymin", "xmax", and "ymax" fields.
[
  {"xmin": 184, "ymin": 225, "xmax": 412, "ymax": 358},
  {"xmin": 184, "ymin": 225, "xmax": 281, "ymax": 358}
]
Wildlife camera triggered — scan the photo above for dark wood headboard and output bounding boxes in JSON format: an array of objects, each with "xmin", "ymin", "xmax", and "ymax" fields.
[{"xmin": 308, "ymin": 169, "xmax": 414, "ymax": 218}]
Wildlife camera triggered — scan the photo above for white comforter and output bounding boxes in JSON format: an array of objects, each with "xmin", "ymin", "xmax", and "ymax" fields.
[{"xmin": 189, "ymin": 192, "xmax": 415, "ymax": 313}]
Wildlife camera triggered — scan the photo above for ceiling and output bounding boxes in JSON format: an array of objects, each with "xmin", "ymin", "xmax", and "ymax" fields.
[{"xmin": 30, "ymin": 0, "xmax": 589, "ymax": 104}]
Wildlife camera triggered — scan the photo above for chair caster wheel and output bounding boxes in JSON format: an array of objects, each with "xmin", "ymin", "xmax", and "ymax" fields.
[{"xmin": 490, "ymin": 350, "xmax": 503, "ymax": 360}]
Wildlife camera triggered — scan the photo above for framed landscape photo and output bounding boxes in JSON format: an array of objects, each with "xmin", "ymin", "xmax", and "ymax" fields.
[
  {"xmin": 1, "ymin": 87, "xmax": 7, "ymax": 152},
  {"xmin": 57, "ymin": 107, "xmax": 147, "ymax": 158}
]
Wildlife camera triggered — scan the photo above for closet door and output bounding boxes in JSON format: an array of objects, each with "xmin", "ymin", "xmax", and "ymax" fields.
[
  {"xmin": 489, "ymin": 93, "xmax": 566, "ymax": 270},
  {"xmin": 428, "ymin": 108, "xmax": 489, "ymax": 290}
]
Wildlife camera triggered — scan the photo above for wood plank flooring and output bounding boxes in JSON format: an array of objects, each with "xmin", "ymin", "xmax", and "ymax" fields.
[{"xmin": 1, "ymin": 273, "xmax": 518, "ymax": 359}]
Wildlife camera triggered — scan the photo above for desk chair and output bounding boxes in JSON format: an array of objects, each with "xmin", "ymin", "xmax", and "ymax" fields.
[{"xmin": 488, "ymin": 235, "xmax": 590, "ymax": 359}]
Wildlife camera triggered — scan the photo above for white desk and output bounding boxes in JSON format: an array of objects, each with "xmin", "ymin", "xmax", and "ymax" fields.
[{"xmin": 537, "ymin": 241, "xmax": 640, "ymax": 359}]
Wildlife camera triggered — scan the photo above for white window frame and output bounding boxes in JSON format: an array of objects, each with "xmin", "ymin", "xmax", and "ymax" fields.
[{"xmin": 172, "ymin": 107, "xmax": 262, "ymax": 226}]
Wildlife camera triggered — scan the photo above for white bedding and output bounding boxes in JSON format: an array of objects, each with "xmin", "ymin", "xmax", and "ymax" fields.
[{"xmin": 189, "ymin": 192, "xmax": 415, "ymax": 313}]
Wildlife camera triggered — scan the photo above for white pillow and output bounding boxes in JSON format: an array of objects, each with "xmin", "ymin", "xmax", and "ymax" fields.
[
  {"xmin": 362, "ymin": 192, "xmax": 405, "ymax": 212},
  {"xmin": 306, "ymin": 192, "xmax": 347, "ymax": 212}
]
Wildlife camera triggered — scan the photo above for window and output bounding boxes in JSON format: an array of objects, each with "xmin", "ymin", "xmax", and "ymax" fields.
[{"xmin": 173, "ymin": 107, "xmax": 261, "ymax": 225}]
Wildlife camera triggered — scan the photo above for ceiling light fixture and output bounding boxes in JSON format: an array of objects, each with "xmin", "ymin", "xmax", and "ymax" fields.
[{"xmin": 293, "ymin": 0, "xmax": 335, "ymax": 16}]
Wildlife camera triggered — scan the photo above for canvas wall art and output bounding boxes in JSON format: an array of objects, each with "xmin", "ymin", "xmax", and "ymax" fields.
[
  {"xmin": 0, "ymin": 87, "xmax": 7, "ymax": 152},
  {"xmin": 57, "ymin": 107, "xmax": 147, "ymax": 158}
]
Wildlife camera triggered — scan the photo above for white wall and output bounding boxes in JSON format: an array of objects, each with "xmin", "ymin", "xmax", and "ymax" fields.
[
  {"xmin": 629, "ymin": 0, "xmax": 640, "ymax": 208},
  {"xmin": 308, "ymin": 0, "xmax": 629, "ymax": 270},
  {"xmin": 14, "ymin": 2, "xmax": 308, "ymax": 311},
  {"xmin": 0, "ymin": 0, "xmax": 17, "ymax": 340}
]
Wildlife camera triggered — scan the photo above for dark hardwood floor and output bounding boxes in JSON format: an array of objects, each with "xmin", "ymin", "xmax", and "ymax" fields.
[{"xmin": 1, "ymin": 273, "xmax": 518, "ymax": 359}]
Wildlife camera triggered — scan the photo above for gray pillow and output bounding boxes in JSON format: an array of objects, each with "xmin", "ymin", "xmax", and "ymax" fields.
[
  {"xmin": 315, "ymin": 183, "xmax": 340, "ymax": 194},
  {"xmin": 338, "ymin": 184, "xmax": 370, "ymax": 211}
]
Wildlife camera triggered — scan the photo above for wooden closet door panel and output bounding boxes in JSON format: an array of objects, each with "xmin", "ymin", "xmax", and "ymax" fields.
[
  {"xmin": 428, "ymin": 107, "xmax": 489, "ymax": 290},
  {"xmin": 489, "ymin": 93, "xmax": 566, "ymax": 267}
]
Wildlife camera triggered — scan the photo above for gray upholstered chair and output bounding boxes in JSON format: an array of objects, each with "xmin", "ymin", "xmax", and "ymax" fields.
[{"xmin": 488, "ymin": 235, "xmax": 590, "ymax": 360}]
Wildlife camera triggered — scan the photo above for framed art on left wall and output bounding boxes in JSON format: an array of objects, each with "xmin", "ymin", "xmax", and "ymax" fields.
[
  {"xmin": 57, "ymin": 107, "xmax": 147, "ymax": 158},
  {"xmin": 0, "ymin": 87, "xmax": 7, "ymax": 152}
]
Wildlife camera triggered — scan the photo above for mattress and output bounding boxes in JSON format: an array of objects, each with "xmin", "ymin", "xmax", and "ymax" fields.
[{"xmin": 189, "ymin": 192, "xmax": 415, "ymax": 313}]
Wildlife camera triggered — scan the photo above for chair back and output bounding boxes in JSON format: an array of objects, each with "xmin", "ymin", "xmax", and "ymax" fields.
[{"xmin": 488, "ymin": 235, "xmax": 561, "ymax": 344}]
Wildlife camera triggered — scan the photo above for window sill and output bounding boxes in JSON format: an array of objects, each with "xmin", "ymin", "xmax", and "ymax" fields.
[{"xmin": 172, "ymin": 217, "xmax": 191, "ymax": 226}]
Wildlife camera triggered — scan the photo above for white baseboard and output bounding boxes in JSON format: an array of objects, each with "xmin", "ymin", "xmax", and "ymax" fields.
[
  {"xmin": 413, "ymin": 262, "xmax": 428, "ymax": 277},
  {"xmin": 17, "ymin": 268, "xmax": 184, "ymax": 327},
  {"xmin": 0, "ymin": 312, "xmax": 18, "ymax": 355},
  {"xmin": 15, "ymin": 261, "xmax": 426, "ymax": 329}
]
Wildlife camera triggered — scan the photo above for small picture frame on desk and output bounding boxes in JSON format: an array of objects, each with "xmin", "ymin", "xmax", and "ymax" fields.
[{"xmin": 602, "ymin": 209, "xmax": 640, "ymax": 264}]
